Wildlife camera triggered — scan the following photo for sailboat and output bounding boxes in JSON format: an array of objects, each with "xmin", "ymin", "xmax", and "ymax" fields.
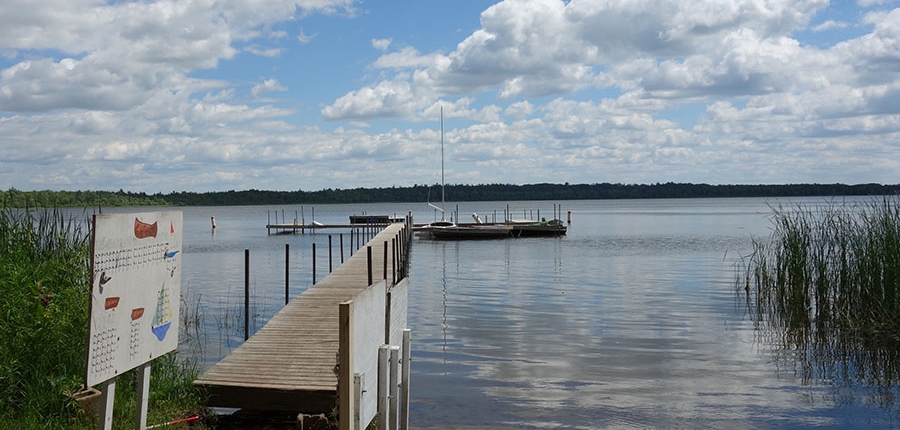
[
  {"xmin": 151, "ymin": 284, "xmax": 173, "ymax": 341},
  {"xmin": 417, "ymin": 107, "xmax": 512, "ymax": 240},
  {"xmin": 415, "ymin": 107, "xmax": 456, "ymax": 236}
]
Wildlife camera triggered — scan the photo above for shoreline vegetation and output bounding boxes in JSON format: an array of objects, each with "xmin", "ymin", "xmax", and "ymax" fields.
[
  {"xmin": 0, "ymin": 207, "xmax": 205, "ymax": 429},
  {"xmin": 738, "ymin": 198, "xmax": 900, "ymax": 408},
  {"xmin": 2, "ymin": 182, "xmax": 899, "ymax": 208}
]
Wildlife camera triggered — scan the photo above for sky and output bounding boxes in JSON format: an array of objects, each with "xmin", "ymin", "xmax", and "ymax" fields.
[{"xmin": 1, "ymin": 0, "xmax": 899, "ymax": 193}]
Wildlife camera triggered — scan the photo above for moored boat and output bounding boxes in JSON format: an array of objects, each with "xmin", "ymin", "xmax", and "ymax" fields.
[
  {"xmin": 429, "ymin": 224, "xmax": 512, "ymax": 240},
  {"xmin": 509, "ymin": 219, "xmax": 567, "ymax": 237}
]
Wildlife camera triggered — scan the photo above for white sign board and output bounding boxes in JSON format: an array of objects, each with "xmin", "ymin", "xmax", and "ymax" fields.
[{"xmin": 86, "ymin": 211, "xmax": 182, "ymax": 386}]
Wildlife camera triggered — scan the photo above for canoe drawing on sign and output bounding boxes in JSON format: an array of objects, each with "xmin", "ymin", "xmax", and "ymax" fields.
[
  {"xmin": 104, "ymin": 297, "xmax": 120, "ymax": 310},
  {"xmin": 134, "ymin": 218, "xmax": 158, "ymax": 239},
  {"xmin": 151, "ymin": 284, "xmax": 173, "ymax": 341},
  {"xmin": 165, "ymin": 250, "xmax": 179, "ymax": 259}
]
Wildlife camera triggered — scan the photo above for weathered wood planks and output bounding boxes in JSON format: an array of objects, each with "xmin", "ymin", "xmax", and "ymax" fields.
[{"xmin": 194, "ymin": 223, "xmax": 407, "ymax": 413}]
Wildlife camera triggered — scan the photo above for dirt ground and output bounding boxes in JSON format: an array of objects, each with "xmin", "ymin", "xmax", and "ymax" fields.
[{"xmin": 199, "ymin": 410, "xmax": 335, "ymax": 430}]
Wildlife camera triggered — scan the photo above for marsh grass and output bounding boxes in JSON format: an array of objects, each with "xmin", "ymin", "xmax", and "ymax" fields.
[
  {"xmin": 738, "ymin": 198, "xmax": 900, "ymax": 398},
  {"xmin": 0, "ymin": 206, "xmax": 207, "ymax": 429}
]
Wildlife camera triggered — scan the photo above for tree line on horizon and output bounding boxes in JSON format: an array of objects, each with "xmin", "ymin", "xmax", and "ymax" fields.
[{"xmin": 1, "ymin": 182, "xmax": 898, "ymax": 208}]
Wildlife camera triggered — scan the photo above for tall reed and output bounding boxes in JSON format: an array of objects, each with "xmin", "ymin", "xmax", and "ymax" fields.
[
  {"xmin": 738, "ymin": 198, "xmax": 900, "ymax": 397},
  {"xmin": 0, "ymin": 207, "xmax": 92, "ymax": 419}
]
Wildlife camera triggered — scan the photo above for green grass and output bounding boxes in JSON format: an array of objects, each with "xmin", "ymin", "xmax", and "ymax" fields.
[
  {"xmin": 738, "ymin": 198, "xmax": 900, "ymax": 392},
  {"xmin": 0, "ymin": 207, "xmax": 206, "ymax": 429}
]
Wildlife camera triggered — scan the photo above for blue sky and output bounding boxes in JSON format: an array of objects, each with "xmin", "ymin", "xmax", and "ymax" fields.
[{"xmin": 1, "ymin": 0, "xmax": 899, "ymax": 192}]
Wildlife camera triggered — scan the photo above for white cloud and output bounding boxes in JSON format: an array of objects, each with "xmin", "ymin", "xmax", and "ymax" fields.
[
  {"xmin": 2, "ymin": 0, "xmax": 900, "ymax": 192},
  {"xmin": 245, "ymin": 45, "xmax": 284, "ymax": 57},
  {"xmin": 373, "ymin": 47, "xmax": 441, "ymax": 69},
  {"xmin": 250, "ymin": 78, "xmax": 288, "ymax": 98},
  {"xmin": 371, "ymin": 38, "xmax": 392, "ymax": 51},
  {"xmin": 813, "ymin": 19, "xmax": 850, "ymax": 31},
  {"xmin": 298, "ymin": 27, "xmax": 317, "ymax": 44}
]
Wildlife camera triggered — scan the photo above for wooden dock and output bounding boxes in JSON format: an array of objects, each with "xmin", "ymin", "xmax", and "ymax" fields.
[
  {"xmin": 194, "ymin": 222, "xmax": 411, "ymax": 417},
  {"xmin": 266, "ymin": 222, "xmax": 392, "ymax": 235}
]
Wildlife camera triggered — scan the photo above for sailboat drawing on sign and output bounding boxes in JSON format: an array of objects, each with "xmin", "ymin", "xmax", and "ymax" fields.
[{"xmin": 151, "ymin": 284, "xmax": 173, "ymax": 341}]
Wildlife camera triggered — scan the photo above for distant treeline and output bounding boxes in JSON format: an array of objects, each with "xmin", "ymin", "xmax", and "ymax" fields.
[{"xmin": 2, "ymin": 182, "xmax": 898, "ymax": 208}]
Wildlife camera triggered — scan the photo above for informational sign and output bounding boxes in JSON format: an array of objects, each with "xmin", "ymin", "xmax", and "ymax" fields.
[{"xmin": 86, "ymin": 211, "xmax": 182, "ymax": 386}]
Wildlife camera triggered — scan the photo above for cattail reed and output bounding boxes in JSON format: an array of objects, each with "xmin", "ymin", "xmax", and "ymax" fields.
[{"xmin": 738, "ymin": 197, "xmax": 900, "ymax": 398}]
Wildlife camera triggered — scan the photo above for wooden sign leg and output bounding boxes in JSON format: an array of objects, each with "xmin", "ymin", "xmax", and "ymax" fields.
[
  {"xmin": 101, "ymin": 377, "xmax": 116, "ymax": 430},
  {"xmin": 136, "ymin": 362, "xmax": 151, "ymax": 430}
]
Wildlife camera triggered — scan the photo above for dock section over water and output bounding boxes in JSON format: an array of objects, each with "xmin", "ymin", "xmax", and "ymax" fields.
[{"xmin": 194, "ymin": 222, "xmax": 412, "ymax": 429}]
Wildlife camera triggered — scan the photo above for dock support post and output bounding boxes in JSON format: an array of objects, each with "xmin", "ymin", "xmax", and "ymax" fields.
[
  {"xmin": 312, "ymin": 243, "xmax": 317, "ymax": 285},
  {"xmin": 285, "ymin": 244, "xmax": 290, "ymax": 305},
  {"xmin": 389, "ymin": 346, "xmax": 400, "ymax": 430},
  {"xmin": 354, "ymin": 373, "xmax": 364, "ymax": 430},
  {"xmin": 338, "ymin": 303, "xmax": 354, "ymax": 430},
  {"xmin": 329, "ymin": 235, "xmax": 334, "ymax": 273},
  {"xmin": 400, "ymin": 329, "xmax": 411, "ymax": 430},
  {"xmin": 377, "ymin": 345, "xmax": 389, "ymax": 430},
  {"xmin": 383, "ymin": 240, "xmax": 388, "ymax": 282},
  {"xmin": 392, "ymin": 237, "xmax": 397, "ymax": 285},
  {"xmin": 244, "ymin": 249, "xmax": 250, "ymax": 341},
  {"xmin": 340, "ymin": 234, "xmax": 345, "ymax": 264},
  {"xmin": 367, "ymin": 246, "xmax": 373, "ymax": 286}
]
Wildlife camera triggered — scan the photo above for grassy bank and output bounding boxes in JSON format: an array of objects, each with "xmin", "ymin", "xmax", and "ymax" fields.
[
  {"xmin": 738, "ymin": 198, "xmax": 900, "ymax": 395},
  {"xmin": 0, "ymin": 207, "xmax": 205, "ymax": 429}
]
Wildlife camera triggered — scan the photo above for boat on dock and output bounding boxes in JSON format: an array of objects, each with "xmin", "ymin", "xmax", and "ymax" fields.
[
  {"xmin": 509, "ymin": 218, "xmax": 567, "ymax": 237},
  {"xmin": 418, "ymin": 106, "xmax": 457, "ymax": 238},
  {"xmin": 349, "ymin": 214, "xmax": 406, "ymax": 224},
  {"xmin": 429, "ymin": 224, "xmax": 512, "ymax": 240}
]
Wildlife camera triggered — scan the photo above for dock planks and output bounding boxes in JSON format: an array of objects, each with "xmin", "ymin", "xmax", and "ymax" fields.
[{"xmin": 193, "ymin": 223, "xmax": 407, "ymax": 413}]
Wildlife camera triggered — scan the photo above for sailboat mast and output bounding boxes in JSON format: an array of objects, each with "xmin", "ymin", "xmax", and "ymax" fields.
[{"xmin": 441, "ymin": 106, "xmax": 445, "ymax": 220}]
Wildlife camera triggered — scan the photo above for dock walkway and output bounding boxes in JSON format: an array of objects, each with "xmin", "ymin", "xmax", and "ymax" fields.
[{"xmin": 194, "ymin": 223, "xmax": 409, "ymax": 413}]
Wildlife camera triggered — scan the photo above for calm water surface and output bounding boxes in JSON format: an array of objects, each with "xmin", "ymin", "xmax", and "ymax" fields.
[{"xmin": 168, "ymin": 198, "xmax": 898, "ymax": 429}]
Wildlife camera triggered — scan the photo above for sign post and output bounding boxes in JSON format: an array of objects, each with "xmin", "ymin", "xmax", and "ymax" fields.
[{"xmin": 86, "ymin": 211, "xmax": 183, "ymax": 430}]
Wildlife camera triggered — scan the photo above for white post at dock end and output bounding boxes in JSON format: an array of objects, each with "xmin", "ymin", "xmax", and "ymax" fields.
[
  {"xmin": 400, "ymin": 329, "xmax": 411, "ymax": 430},
  {"xmin": 390, "ymin": 346, "xmax": 400, "ymax": 430},
  {"xmin": 354, "ymin": 372, "xmax": 364, "ymax": 430},
  {"xmin": 377, "ymin": 345, "xmax": 389, "ymax": 430}
]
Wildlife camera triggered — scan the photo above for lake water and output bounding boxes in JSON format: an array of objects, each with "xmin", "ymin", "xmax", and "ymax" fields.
[{"xmin": 165, "ymin": 197, "xmax": 898, "ymax": 429}]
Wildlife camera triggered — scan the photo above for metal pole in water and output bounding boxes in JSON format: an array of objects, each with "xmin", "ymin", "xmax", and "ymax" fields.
[
  {"xmin": 285, "ymin": 244, "xmax": 290, "ymax": 305},
  {"xmin": 367, "ymin": 246, "xmax": 373, "ymax": 286},
  {"xmin": 244, "ymin": 249, "xmax": 250, "ymax": 341}
]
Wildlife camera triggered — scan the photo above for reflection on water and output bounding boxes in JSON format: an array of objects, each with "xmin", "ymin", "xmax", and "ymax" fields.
[
  {"xmin": 741, "ymin": 273, "xmax": 900, "ymax": 416},
  {"xmin": 406, "ymin": 198, "xmax": 899, "ymax": 429},
  {"xmin": 170, "ymin": 199, "xmax": 900, "ymax": 428}
]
